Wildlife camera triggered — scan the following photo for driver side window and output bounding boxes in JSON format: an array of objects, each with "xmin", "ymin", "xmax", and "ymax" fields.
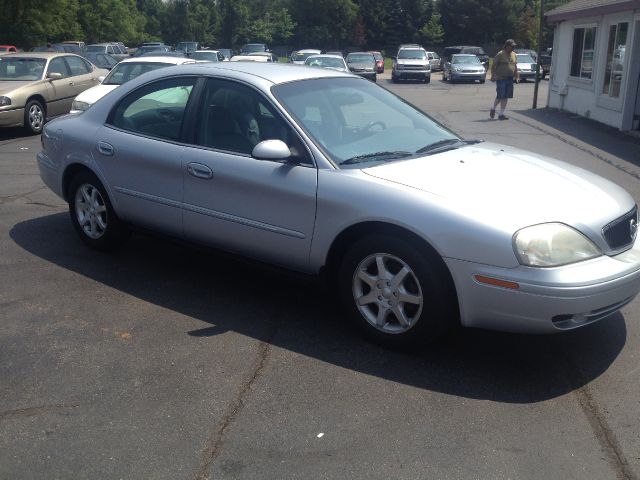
[
  {"xmin": 195, "ymin": 78, "xmax": 311, "ymax": 164},
  {"xmin": 47, "ymin": 57, "xmax": 69, "ymax": 78}
]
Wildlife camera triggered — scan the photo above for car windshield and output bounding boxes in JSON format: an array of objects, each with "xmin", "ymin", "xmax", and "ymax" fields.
[
  {"xmin": 191, "ymin": 51, "xmax": 218, "ymax": 62},
  {"xmin": 102, "ymin": 62, "xmax": 174, "ymax": 85},
  {"xmin": 242, "ymin": 44, "xmax": 266, "ymax": 53},
  {"xmin": 347, "ymin": 54, "xmax": 373, "ymax": 63},
  {"xmin": 292, "ymin": 52, "xmax": 318, "ymax": 61},
  {"xmin": 462, "ymin": 47, "xmax": 484, "ymax": 55},
  {"xmin": 452, "ymin": 56, "xmax": 481, "ymax": 64},
  {"xmin": 0, "ymin": 58, "xmax": 46, "ymax": 80},
  {"xmin": 372, "ymin": 53, "xmax": 383, "ymax": 61},
  {"xmin": 273, "ymin": 77, "xmax": 460, "ymax": 168},
  {"xmin": 177, "ymin": 42, "xmax": 197, "ymax": 51},
  {"xmin": 517, "ymin": 54, "xmax": 535, "ymax": 63},
  {"xmin": 398, "ymin": 50, "xmax": 426, "ymax": 60},
  {"xmin": 305, "ymin": 56, "xmax": 345, "ymax": 69}
]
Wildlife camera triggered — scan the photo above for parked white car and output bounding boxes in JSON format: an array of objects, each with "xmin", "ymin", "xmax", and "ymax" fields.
[{"xmin": 70, "ymin": 56, "xmax": 198, "ymax": 113}]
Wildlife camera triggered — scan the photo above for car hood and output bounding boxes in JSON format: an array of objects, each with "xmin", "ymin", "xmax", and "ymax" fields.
[
  {"xmin": 362, "ymin": 142, "xmax": 633, "ymax": 232},
  {"xmin": 0, "ymin": 81, "xmax": 36, "ymax": 95},
  {"xmin": 74, "ymin": 83, "xmax": 119, "ymax": 105}
]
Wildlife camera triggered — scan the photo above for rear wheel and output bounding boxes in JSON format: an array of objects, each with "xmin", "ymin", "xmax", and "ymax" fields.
[
  {"xmin": 24, "ymin": 99, "xmax": 45, "ymax": 135},
  {"xmin": 338, "ymin": 234, "xmax": 457, "ymax": 348},
  {"xmin": 68, "ymin": 171, "xmax": 130, "ymax": 250}
]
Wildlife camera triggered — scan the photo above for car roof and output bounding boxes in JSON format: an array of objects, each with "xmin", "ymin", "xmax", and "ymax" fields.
[
  {"xmin": 452, "ymin": 54, "xmax": 478, "ymax": 58},
  {"xmin": 119, "ymin": 56, "xmax": 196, "ymax": 64},
  {"xmin": 140, "ymin": 62, "xmax": 351, "ymax": 85},
  {"xmin": 194, "ymin": 50, "xmax": 219, "ymax": 53},
  {"xmin": 0, "ymin": 52, "xmax": 70, "ymax": 59},
  {"xmin": 307, "ymin": 54, "xmax": 343, "ymax": 59},
  {"xmin": 295, "ymin": 49, "xmax": 321, "ymax": 53}
]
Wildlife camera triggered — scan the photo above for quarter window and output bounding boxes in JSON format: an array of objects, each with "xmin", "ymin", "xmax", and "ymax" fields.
[
  {"xmin": 570, "ymin": 26, "xmax": 596, "ymax": 79},
  {"xmin": 602, "ymin": 22, "xmax": 628, "ymax": 98},
  {"xmin": 109, "ymin": 77, "xmax": 196, "ymax": 141}
]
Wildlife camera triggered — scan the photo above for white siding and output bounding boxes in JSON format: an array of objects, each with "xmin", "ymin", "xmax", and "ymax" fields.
[{"xmin": 547, "ymin": 11, "xmax": 638, "ymax": 130}]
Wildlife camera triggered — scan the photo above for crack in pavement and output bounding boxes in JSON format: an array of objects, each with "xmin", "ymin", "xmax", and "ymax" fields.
[
  {"xmin": 0, "ymin": 404, "xmax": 81, "ymax": 421},
  {"xmin": 193, "ymin": 325, "xmax": 277, "ymax": 480},
  {"xmin": 573, "ymin": 385, "xmax": 639, "ymax": 480},
  {"xmin": 0, "ymin": 186, "xmax": 49, "ymax": 205}
]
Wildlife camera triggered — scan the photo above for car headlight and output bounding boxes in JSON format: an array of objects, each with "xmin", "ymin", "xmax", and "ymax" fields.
[
  {"xmin": 71, "ymin": 100, "xmax": 91, "ymax": 112},
  {"xmin": 0, "ymin": 96, "xmax": 11, "ymax": 106},
  {"xmin": 513, "ymin": 223, "xmax": 601, "ymax": 267}
]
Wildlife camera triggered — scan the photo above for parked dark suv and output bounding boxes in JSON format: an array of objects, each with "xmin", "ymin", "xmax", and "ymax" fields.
[{"xmin": 444, "ymin": 46, "xmax": 489, "ymax": 70}]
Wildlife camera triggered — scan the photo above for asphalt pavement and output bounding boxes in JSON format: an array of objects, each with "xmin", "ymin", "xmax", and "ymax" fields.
[{"xmin": 1, "ymin": 71, "xmax": 640, "ymax": 480}]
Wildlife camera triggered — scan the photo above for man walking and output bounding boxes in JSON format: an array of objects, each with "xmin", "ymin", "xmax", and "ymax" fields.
[{"xmin": 490, "ymin": 39, "xmax": 519, "ymax": 120}]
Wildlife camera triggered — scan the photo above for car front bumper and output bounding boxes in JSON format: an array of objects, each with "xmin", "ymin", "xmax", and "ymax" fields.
[
  {"xmin": 0, "ymin": 107, "xmax": 25, "ymax": 128},
  {"xmin": 518, "ymin": 71, "xmax": 538, "ymax": 80},
  {"xmin": 352, "ymin": 71, "xmax": 376, "ymax": 81},
  {"xmin": 394, "ymin": 69, "xmax": 430, "ymax": 80},
  {"xmin": 445, "ymin": 241, "xmax": 640, "ymax": 333},
  {"xmin": 450, "ymin": 71, "xmax": 486, "ymax": 81}
]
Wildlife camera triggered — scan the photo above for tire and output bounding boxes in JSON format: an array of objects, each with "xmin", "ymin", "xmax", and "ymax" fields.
[
  {"xmin": 425, "ymin": 75, "xmax": 431, "ymax": 84},
  {"xmin": 480, "ymin": 79, "xmax": 486, "ymax": 84},
  {"xmin": 391, "ymin": 74, "xmax": 398, "ymax": 83},
  {"xmin": 68, "ymin": 171, "xmax": 130, "ymax": 251},
  {"xmin": 24, "ymin": 99, "xmax": 45, "ymax": 135},
  {"xmin": 338, "ymin": 234, "xmax": 457, "ymax": 348}
]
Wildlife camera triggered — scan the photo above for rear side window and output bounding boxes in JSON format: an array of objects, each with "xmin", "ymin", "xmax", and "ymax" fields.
[
  {"xmin": 65, "ymin": 56, "xmax": 90, "ymax": 76},
  {"xmin": 109, "ymin": 77, "xmax": 196, "ymax": 141}
]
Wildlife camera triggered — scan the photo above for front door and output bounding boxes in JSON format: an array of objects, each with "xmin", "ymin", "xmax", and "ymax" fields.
[{"xmin": 181, "ymin": 78, "xmax": 318, "ymax": 272}]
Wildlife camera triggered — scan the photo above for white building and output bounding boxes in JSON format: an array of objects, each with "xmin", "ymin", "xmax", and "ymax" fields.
[{"xmin": 546, "ymin": 0, "xmax": 640, "ymax": 132}]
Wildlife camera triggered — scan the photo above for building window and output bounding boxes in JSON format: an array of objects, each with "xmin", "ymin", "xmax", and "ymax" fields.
[
  {"xmin": 570, "ymin": 26, "xmax": 596, "ymax": 79},
  {"xmin": 602, "ymin": 22, "xmax": 628, "ymax": 98}
]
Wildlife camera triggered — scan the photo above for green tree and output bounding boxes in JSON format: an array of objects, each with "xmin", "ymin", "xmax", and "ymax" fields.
[
  {"xmin": 420, "ymin": 11, "xmax": 444, "ymax": 46},
  {"xmin": 287, "ymin": 0, "xmax": 357, "ymax": 50},
  {"xmin": 78, "ymin": 0, "xmax": 146, "ymax": 45},
  {"xmin": 1, "ymin": 0, "xmax": 83, "ymax": 48}
]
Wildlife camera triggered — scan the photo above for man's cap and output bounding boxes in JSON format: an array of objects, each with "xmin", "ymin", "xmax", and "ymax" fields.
[{"xmin": 505, "ymin": 39, "xmax": 517, "ymax": 47}]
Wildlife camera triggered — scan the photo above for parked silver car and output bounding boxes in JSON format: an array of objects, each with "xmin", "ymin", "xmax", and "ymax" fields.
[{"xmin": 37, "ymin": 62, "xmax": 640, "ymax": 347}]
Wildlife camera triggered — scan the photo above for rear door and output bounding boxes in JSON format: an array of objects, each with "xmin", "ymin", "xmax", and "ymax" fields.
[{"xmin": 95, "ymin": 76, "xmax": 197, "ymax": 236}]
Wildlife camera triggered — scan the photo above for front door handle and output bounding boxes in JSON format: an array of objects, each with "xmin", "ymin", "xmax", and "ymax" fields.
[
  {"xmin": 97, "ymin": 141, "xmax": 114, "ymax": 156},
  {"xmin": 187, "ymin": 162, "xmax": 213, "ymax": 179}
]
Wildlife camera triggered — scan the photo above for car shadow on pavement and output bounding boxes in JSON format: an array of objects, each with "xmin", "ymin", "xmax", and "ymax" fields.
[
  {"xmin": 517, "ymin": 108, "xmax": 640, "ymax": 167},
  {"xmin": 0, "ymin": 127, "xmax": 34, "ymax": 140},
  {"xmin": 11, "ymin": 212, "xmax": 628, "ymax": 404}
]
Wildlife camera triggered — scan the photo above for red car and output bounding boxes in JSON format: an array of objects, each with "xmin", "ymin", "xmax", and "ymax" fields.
[
  {"xmin": 370, "ymin": 51, "xmax": 384, "ymax": 73},
  {"xmin": 0, "ymin": 45, "xmax": 17, "ymax": 54}
]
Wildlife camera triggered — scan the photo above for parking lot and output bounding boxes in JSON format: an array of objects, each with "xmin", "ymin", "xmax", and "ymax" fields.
[{"xmin": 2, "ymin": 72, "xmax": 640, "ymax": 480}]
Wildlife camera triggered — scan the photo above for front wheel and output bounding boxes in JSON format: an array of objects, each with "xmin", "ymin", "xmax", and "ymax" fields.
[
  {"xmin": 68, "ymin": 171, "xmax": 130, "ymax": 250},
  {"xmin": 338, "ymin": 234, "xmax": 457, "ymax": 348},
  {"xmin": 24, "ymin": 99, "xmax": 45, "ymax": 134}
]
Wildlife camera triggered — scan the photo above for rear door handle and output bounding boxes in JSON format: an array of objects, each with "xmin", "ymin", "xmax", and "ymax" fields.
[
  {"xmin": 187, "ymin": 162, "xmax": 213, "ymax": 179},
  {"xmin": 97, "ymin": 141, "xmax": 114, "ymax": 156}
]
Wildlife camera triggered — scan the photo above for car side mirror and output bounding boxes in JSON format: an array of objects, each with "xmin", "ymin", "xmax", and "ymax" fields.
[
  {"xmin": 47, "ymin": 72, "xmax": 63, "ymax": 80},
  {"xmin": 252, "ymin": 139, "xmax": 291, "ymax": 161}
]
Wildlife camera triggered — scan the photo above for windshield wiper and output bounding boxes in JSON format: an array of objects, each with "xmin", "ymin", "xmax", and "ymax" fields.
[
  {"xmin": 416, "ymin": 139, "xmax": 481, "ymax": 155},
  {"xmin": 342, "ymin": 151, "xmax": 413, "ymax": 165}
]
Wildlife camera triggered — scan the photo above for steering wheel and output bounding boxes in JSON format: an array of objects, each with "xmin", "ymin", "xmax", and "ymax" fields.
[{"xmin": 360, "ymin": 120, "xmax": 387, "ymax": 133}]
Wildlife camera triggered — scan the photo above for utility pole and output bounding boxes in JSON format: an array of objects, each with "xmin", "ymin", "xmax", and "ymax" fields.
[{"xmin": 533, "ymin": 0, "xmax": 545, "ymax": 109}]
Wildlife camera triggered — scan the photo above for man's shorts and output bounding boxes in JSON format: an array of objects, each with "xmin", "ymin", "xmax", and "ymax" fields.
[{"xmin": 496, "ymin": 79, "xmax": 514, "ymax": 99}]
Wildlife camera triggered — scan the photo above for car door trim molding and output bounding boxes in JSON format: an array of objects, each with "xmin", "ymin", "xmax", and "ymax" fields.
[
  {"xmin": 183, "ymin": 202, "xmax": 306, "ymax": 239},
  {"xmin": 114, "ymin": 186, "xmax": 182, "ymax": 209}
]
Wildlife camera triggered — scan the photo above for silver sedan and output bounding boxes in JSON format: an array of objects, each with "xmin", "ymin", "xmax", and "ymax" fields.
[{"xmin": 37, "ymin": 62, "xmax": 640, "ymax": 347}]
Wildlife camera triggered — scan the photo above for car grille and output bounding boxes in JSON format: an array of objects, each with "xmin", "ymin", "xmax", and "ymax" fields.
[
  {"xmin": 403, "ymin": 65, "xmax": 425, "ymax": 71},
  {"xmin": 602, "ymin": 206, "xmax": 638, "ymax": 251}
]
